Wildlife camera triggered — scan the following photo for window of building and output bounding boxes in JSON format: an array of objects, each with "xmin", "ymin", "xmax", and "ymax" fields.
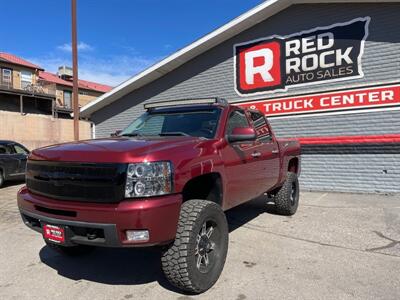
[
  {"xmin": 79, "ymin": 90, "xmax": 89, "ymax": 95},
  {"xmin": 21, "ymin": 70, "xmax": 32, "ymax": 89},
  {"xmin": 2, "ymin": 69, "xmax": 12, "ymax": 85},
  {"xmin": 63, "ymin": 90, "xmax": 72, "ymax": 109}
]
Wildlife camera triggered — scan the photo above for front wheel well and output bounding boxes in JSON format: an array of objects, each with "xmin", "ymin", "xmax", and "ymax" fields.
[
  {"xmin": 288, "ymin": 158, "xmax": 299, "ymax": 174},
  {"xmin": 181, "ymin": 173, "xmax": 223, "ymax": 206}
]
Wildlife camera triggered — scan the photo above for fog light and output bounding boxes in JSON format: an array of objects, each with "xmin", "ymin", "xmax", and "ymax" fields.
[{"xmin": 126, "ymin": 230, "xmax": 149, "ymax": 242}]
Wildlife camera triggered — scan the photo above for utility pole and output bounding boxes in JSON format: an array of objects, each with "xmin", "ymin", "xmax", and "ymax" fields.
[{"xmin": 72, "ymin": 0, "xmax": 79, "ymax": 141}]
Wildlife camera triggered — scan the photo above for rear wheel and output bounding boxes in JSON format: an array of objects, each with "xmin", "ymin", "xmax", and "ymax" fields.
[
  {"xmin": 161, "ymin": 200, "xmax": 228, "ymax": 294},
  {"xmin": 0, "ymin": 170, "xmax": 4, "ymax": 188},
  {"xmin": 273, "ymin": 172, "xmax": 299, "ymax": 216},
  {"xmin": 45, "ymin": 240, "xmax": 95, "ymax": 256}
]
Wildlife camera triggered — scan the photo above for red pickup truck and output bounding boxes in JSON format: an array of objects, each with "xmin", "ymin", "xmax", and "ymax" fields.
[{"xmin": 18, "ymin": 98, "xmax": 300, "ymax": 293}]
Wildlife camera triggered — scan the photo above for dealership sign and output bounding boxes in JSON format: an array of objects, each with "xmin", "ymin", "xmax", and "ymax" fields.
[
  {"xmin": 238, "ymin": 84, "xmax": 400, "ymax": 117},
  {"xmin": 234, "ymin": 17, "xmax": 370, "ymax": 96}
]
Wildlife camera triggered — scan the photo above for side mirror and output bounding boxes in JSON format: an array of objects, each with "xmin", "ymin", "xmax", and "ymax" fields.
[
  {"xmin": 228, "ymin": 127, "xmax": 256, "ymax": 143},
  {"xmin": 110, "ymin": 130, "xmax": 122, "ymax": 137}
]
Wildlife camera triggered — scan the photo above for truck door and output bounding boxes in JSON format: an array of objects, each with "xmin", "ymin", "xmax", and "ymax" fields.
[
  {"xmin": 220, "ymin": 109, "xmax": 264, "ymax": 207},
  {"xmin": 248, "ymin": 111, "xmax": 280, "ymax": 193}
]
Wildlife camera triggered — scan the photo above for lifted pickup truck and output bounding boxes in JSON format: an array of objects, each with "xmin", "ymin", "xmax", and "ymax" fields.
[{"xmin": 18, "ymin": 98, "xmax": 300, "ymax": 293}]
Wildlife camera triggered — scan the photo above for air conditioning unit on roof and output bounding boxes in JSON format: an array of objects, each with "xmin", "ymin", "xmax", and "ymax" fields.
[{"xmin": 58, "ymin": 66, "xmax": 73, "ymax": 79}]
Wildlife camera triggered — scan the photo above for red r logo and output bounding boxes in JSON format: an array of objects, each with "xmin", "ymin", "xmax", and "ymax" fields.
[{"xmin": 236, "ymin": 40, "xmax": 283, "ymax": 94}]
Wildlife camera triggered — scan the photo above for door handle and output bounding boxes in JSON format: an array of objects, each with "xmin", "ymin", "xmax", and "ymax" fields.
[
  {"xmin": 271, "ymin": 149, "xmax": 279, "ymax": 154},
  {"xmin": 251, "ymin": 151, "xmax": 261, "ymax": 158}
]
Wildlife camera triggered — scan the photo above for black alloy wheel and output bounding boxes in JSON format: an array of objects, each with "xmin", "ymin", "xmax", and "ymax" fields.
[
  {"xmin": 273, "ymin": 172, "xmax": 300, "ymax": 216},
  {"xmin": 161, "ymin": 200, "xmax": 229, "ymax": 294}
]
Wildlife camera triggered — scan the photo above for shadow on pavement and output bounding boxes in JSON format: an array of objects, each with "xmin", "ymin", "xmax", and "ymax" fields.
[
  {"xmin": 39, "ymin": 195, "xmax": 278, "ymax": 293},
  {"xmin": 226, "ymin": 195, "xmax": 279, "ymax": 232},
  {"xmin": 39, "ymin": 246, "xmax": 167, "ymax": 283}
]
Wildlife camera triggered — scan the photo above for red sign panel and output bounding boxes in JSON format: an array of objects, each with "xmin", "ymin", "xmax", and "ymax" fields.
[
  {"xmin": 238, "ymin": 84, "xmax": 400, "ymax": 117},
  {"xmin": 43, "ymin": 224, "xmax": 65, "ymax": 244},
  {"xmin": 237, "ymin": 40, "xmax": 283, "ymax": 92}
]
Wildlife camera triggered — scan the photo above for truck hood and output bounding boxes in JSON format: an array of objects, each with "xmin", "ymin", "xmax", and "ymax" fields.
[{"xmin": 30, "ymin": 137, "xmax": 210, "ymax": 163}]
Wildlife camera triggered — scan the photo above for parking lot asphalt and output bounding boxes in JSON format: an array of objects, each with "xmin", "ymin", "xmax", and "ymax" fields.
[{"xmin": 0, "ymin": 183, "xmax": 399, "ymax": 300}]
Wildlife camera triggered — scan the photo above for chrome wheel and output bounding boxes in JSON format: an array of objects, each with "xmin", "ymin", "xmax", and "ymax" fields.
[{"xmin": 195, "ymin": 220, "xmax": 216, "ymax": 273}]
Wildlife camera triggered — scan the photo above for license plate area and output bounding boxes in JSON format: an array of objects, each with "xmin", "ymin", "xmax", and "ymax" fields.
[{"xmin": 43, "ymin": 224, "xmax": 65, "ymax": 244}]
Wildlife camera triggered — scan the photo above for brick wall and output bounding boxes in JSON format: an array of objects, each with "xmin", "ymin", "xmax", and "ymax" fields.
[
  {"xmin": 55, "ymin": 85, "xmax": 103, "ymax": 108},
  {"xmin": 0, "ymin": 111, "xmax": 91, "ymax": 150}
]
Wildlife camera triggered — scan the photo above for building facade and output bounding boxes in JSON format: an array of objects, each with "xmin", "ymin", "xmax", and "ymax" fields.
[
  {"xmin": 81, "ymin": 1, "xmax": 400, "ymax": 193},
  {"xmin": 0, "ymin": 52, "xmax": 112, "ymax": 149},
  {"xmin": 0, "ymin": 53, "xmax": 52, "ymax": 115},
  {"xmin": 0, "ymin": 53, "xmax": 112, "ymax": 116},
  {"xmin": 38, "ymin": 69, "xmax": 111, "ymax": 117}
]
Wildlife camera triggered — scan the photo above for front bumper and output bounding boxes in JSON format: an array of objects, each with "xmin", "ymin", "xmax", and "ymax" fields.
[{"xmin": 17, "ymin": 186, "xmax": 182, "ymax": 247}]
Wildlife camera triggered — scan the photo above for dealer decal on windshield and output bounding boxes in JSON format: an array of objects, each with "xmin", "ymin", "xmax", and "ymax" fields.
[{"xmin": 234, "ymin": 17, "xmax": 371, "ymax": 96}]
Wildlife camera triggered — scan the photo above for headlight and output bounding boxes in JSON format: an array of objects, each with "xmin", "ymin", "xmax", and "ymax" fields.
[{"xmin": 125, "ymin": 162, "xmax": 172, "ymax": 198}]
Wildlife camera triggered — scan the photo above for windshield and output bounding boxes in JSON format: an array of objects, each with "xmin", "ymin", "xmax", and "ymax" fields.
[{"xmin": 120, "ymin": 108, "xmax": 221, "ymax": 139}]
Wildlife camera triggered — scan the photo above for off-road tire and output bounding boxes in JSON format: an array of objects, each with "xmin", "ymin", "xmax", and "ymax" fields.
[
  {"xmin": 45, "ymin": 240, "xmax": 95, "ymax": 256},
  {"xmin": 0, "ymin": 170, "xmax": 4, "ymax": 188},
  {"xmin": 273, "ymin": 172, "xmax": 299, "ymax": 216},
  {"xmin": 161, "ymin": 200, "xmax": 228, "ymax": 294}
]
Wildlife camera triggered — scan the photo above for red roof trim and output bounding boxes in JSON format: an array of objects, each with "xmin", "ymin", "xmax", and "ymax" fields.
[
  {"xmin": 0, "ymin": 52, "xmax": 43, "ymax": 70},
  {"xmin": 39, "ymin": 71, "xmax": 71, "ymax": 86},
  {"xmin": 0, "ymin": 52, "xmax": 112, "ymax": 93},
  {"xmin": 39, "ymin": 71, "xmax": 112, "ymax": 93}
]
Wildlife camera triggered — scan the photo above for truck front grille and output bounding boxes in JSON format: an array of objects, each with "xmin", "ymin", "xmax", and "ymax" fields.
[{"xmin": 26, "ymin": 160, "xmax": 127, "ymax": 203}]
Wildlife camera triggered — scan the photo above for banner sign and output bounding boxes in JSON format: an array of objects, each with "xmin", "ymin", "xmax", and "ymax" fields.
[
  {"xmin": 234, "ymin": 17, "xmax": 370, "ymax": 96},
  {"xmin": 237, "ymin": 84, "xmax": 400, "ymax": 117}
]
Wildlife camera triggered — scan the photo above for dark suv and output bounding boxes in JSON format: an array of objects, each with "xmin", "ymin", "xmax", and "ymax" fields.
[{"xmin": 0, "ymin": 140, "xmax": 29, "ymax": 187}]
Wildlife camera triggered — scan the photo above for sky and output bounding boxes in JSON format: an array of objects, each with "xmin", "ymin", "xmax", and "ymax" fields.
[{"xmin": 1, "ymin": 0, "xmax": 264, "ymax": 86}]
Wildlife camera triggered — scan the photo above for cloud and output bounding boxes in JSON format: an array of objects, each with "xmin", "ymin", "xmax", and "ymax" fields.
[
  {"xmin": 28, "ymin": 54, "xmax": 159, "ymax": 86},
  {"xmin": 57, "ymin": 42, "xmax": 94, "ymax": 52},
  {"xmin": 80, "ymin": 55, "xmax": 158, "ymax": 86}
]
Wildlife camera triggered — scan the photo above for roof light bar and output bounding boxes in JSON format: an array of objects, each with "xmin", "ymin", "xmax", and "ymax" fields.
[{"xmin": 144, "ymin": 98, "xmax": 227, "ymax": 109}]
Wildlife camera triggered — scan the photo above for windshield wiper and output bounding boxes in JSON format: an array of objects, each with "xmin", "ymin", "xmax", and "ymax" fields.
[{"xmin": 159, "ymin": 132, "xmax": 190, "ymax": 137}]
